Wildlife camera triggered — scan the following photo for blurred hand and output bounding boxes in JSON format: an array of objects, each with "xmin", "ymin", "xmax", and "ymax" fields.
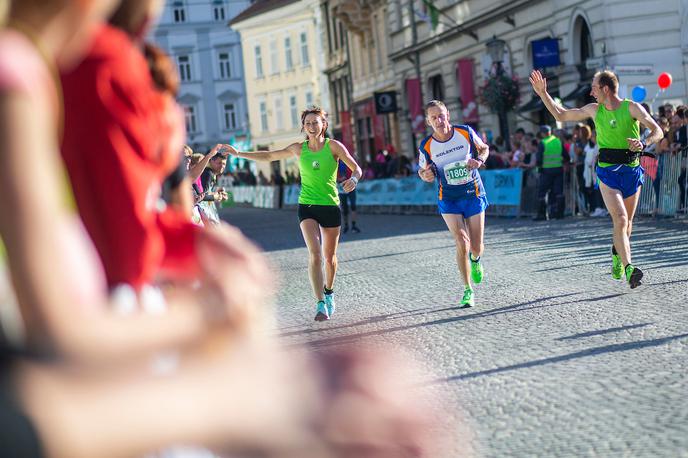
[
  {"xmin": 626, "ymin": 137, "xmax": 644, "ymax": 152},
  {"xmin": 311, "ymin": 347, "xmax": 448, "ymax": 457},
  {"xmin": 342, "ymin": 178, "xmax": 357, "ymax": 193},
  {"xmin": 225, "ymin": 145, "xmax": 239, "ymax": 157},
  {"xmin": 195, "ymin": 223, "xmax": 274, "ymax": 335},
  {"xmin": 529, "ymin": 70, "xmax": 547, "ymax": 96},
  {"xmin": 209, "ymin": 144, "xmax": 232, "ymax": 157},
  {"xmin": 418, "ymin": 167, "xmax": 435, "ymax": 183},
  {"xmin": 466, "ymin": 158, "xmax": 482, "ymax": 170}
]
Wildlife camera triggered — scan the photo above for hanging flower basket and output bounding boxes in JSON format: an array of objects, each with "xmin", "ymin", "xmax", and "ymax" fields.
[{"xmin": 478, "ymin": 73, "xmax": 521, "ymax": 113}]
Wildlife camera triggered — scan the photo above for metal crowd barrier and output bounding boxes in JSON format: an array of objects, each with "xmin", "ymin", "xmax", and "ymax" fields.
[
  {"xmin": 638, "ymin": 150, "xmax": 687, "ymax": 217},
  {"xmin": 219, "ymin": 154, "xmax": 688, "ymax": 219}
]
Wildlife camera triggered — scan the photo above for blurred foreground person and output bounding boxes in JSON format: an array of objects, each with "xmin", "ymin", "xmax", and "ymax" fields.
[{"xmin": 0, "ymin": 2, "xmax": 448, "ymax": 457}]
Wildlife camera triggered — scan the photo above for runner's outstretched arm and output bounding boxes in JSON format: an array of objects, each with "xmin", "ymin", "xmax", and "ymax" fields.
[
  {"xmin": 227, "ymin": 144, "xmax": 298, "ymax": 162},
  {"xmin": 530, "ymin": 70, "xmax": 595, "ymax": 122}
]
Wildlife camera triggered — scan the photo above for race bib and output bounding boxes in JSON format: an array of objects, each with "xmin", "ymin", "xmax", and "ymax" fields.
[{"xmin": 443, "ymin": 160, "xmax": 471, "ymax": 185}]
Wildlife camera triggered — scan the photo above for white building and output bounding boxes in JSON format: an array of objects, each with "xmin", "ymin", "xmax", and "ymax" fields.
[
  {"xmin": 151, "ymin": 0, "xmax": 253, "ymax": 152},
  {"xmin": 385, "ymin": 0, "xmax": 688, "ymax": 156}
]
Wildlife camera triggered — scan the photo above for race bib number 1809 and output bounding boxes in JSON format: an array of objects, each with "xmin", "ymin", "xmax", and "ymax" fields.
[{"xmin": 443, "ymin": 160, "xmax": 471, "ymax": 185}]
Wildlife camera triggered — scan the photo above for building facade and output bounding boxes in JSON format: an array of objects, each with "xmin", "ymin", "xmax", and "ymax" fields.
[
  {"xmin": 322, "ymin": 0, "xmax": 402, "ymax": 168},
  {"xmin": 151, "ymin": 0, "xmax": 252, "ymax": 152},
  {"xmin": 231, "ymin": 0, "xmax": 329, "ymax": 177},
  {"xmin": 384, "ymin": 0, "xmax": 688, "ymax": 157}
]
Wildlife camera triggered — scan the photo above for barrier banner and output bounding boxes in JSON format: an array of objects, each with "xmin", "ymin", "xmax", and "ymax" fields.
[
  {"xmin": 282, "ymin": 170, "xmax": 523, "ymax": 207},
  {"xmin": 480, "ymin": 168, "xmax": 522, "ymax": 206},
  {"xmin": 229, "ymin": 185, "xmax": 278, "ymax": 208}
]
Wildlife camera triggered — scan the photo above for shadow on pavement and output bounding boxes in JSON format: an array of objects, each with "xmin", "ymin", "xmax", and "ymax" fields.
[
  {"xmin": 430, "ymin": 332, "xmax": 688, "ymax": 384},
  {"xmin": 277, "ymin": 292, "xmax": 580, "ymax": 339},
  {"xmin": 556, "ymin": 322, "xmax": 653, "ymax": 341},
  {"xmin": 296, "ymin": 292, "xmax": 600, "ymax": 348}
]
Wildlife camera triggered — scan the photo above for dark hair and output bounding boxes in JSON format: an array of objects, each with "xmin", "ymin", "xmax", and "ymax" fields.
[
  {"xmin": 108, "ymin": 0, "xmax": 152, "ymax": 38},
  {"xmin": 424, "ymin": 100, "xmax": 447, "ymax": 116},
  {"xmin": 144, "ymin": 43, "xmax": 179, "ymax": 97},
  {"xmin": 594, "ymin": 70, "xmax": 619, "ymax": 93},
  {"xmin": 300, "ymin": 106, "xmax": 329, "ymax": 139}
]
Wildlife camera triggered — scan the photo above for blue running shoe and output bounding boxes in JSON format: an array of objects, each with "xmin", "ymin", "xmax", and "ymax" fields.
[
  {"xmin": 324, "ymin": 293, "xmax": 335, "ymax": 318},
  {"xmin": 314, "ymin": 300, "xmax": 329, "ymax": 321}
]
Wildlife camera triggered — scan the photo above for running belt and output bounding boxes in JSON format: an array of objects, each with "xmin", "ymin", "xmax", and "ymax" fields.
[{"xmin": 598, "ymin": 148, "xmax": 656, "ymax": 164}]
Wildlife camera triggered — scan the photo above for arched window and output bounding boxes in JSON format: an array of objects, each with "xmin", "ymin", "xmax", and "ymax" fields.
[{"xmin": 572, "ymin": 16, "xmax": 593, "ymax": 64}]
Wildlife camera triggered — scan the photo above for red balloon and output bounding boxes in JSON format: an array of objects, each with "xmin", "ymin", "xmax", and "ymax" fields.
[{"xmin": 658, "ymin": 72, "xmax": 672, "ymax": 90}]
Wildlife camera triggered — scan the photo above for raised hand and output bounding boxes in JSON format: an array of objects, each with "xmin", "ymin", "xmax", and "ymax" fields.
[
  {"xmin": 224, "ymin": 145, "xmax": 239, "ymax": 157},
  {"xmin": 209, "ymin": 144, "xmax": 234, "ymax": 157},
  {"xmin": 529, "ymin": 70, "xmax": 547, "ymax": 96}
]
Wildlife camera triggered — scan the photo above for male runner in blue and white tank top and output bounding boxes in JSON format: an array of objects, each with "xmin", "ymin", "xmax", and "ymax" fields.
[{"xmin": 418, "ymin": 100, "xmax": 490, "ymax": 307}]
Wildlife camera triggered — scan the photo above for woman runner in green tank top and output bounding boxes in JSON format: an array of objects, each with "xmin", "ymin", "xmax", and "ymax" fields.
[
  {"xmin": 228, "ymin": 107, "xmax": 362, "ymax": 321},
  {"xmin": 529, "ymin": 69, "xmax": 662, "ymax": 289}
]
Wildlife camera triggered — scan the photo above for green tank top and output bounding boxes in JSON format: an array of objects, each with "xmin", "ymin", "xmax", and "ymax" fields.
[
  {"xmin": 541, "ymin": 135, "xmax": 563, "ymax": 168},
  {"xmin": 595, "ymin": 99, "xmax": 640, "ymax": 167},
  {"xmin": 298, "ymin": 138, "xmax": 339, "ymax": 206}
]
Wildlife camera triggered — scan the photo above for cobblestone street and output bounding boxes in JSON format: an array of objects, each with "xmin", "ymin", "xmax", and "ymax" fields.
[{"xmin": 224, "ymin": 207, "xmax": 688, "ymax": 457}]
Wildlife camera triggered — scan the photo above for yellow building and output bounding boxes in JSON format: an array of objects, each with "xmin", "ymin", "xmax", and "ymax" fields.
[{"xmin": 231, "ymin": 0, "xmax": 330, "ymax": 179}]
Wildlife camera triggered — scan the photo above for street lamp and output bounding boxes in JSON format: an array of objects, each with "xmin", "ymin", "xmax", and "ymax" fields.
[{"xmin": 485, "ymin": 35, "xmax": 511, "ymax": 150}]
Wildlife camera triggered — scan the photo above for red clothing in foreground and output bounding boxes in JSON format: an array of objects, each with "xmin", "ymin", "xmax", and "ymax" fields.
[{"xmin": 61, "ymin": 24, "xmax": 198, "ymax": 289}]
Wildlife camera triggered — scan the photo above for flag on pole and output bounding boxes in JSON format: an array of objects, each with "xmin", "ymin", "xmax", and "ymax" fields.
[{"xmin": 422, "ymin": 0, "xmax": 439, "ymax": 31}]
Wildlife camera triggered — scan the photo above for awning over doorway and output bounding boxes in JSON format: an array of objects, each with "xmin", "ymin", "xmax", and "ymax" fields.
[{"xmin": 561, "ymin": 83, "xmax": 591, "ymax": 102}]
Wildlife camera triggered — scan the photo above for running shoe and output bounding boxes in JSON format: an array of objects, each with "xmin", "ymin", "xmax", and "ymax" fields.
[
  {"xmin": 314, "ymin": 300, "xmax": 329, "ymax": 321},
  {"xmin": 611, "ymin": 248, "xmax": 623, "ymax": 280},
  {"xmin": 324, "ymin": 293, "xmax": 335, "ymax": 318},
  {"xmin": 625, "ymin": 264, "xmax": 644, "ymax": 289},
  {"xmin": 470, "ymin": 257, "xmax": 484, "ymax": 284},
  {"xmin": 351, "ymin": 225, "xmax": 361, "ymax": 233},
  {"xmin": 460, "ymin": 287, "xmax": 474, "ymax": 308}
]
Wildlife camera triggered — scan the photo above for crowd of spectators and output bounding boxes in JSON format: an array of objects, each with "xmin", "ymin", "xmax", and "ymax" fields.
[{"xmin": 194, "ymin": 102, "xmax": 687, "ymax": 219}]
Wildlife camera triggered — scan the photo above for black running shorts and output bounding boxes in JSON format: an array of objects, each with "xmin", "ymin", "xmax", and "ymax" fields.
[{"xmin": 297, "ymin": 204, "xmax": 341, "ymax": 228}]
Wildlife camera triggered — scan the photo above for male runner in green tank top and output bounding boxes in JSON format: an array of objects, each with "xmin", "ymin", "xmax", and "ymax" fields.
[{"xmin": 530, "ymin": 70, "xmax": 662, "ymax": 288}]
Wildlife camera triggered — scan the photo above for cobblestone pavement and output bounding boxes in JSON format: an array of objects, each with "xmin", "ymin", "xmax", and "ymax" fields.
[{"xmin": 223, "ymin": 207, "xmax": 688, "ymax": 458}]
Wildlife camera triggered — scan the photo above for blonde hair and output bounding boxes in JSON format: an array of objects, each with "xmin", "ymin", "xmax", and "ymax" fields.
[
  {"xmin": 189, "ymin": 153, "xmax": 205, "ymax": 167},
  {"xmin": 300, "ymin": 106, "xmax": 328, "ymax": 139}
]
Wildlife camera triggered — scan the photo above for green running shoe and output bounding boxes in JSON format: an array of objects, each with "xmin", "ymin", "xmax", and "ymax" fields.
[
  {"xmin": 460, "ymin": 287, "xmax": 474, "ymax": 308},
  {"xmin": 611, "ymin": 248, "xmax": 623, "ymax": 280},
  {"xmin": 470, "ymin": 256, "xmax": 484, "ymax": 284},
  {"xmin": 625, "ymin": 264, "xmax": 644, "ymax": 289},
  {"xmin": 314, "ymin": 301, "xmax": 329, "ymax": 321},
  {"xmin": 324, "ymin": 293, "xmax": 335, "ymax": 318}
]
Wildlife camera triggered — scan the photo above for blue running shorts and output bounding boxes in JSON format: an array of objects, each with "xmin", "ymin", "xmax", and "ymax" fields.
[
  {"xmin": 438, "ymin": 195, "xmax": 489, "ymax": 218},
  {"xmin": 595, "ymin": 164, "xmax": 645, "ymax": 199}
]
